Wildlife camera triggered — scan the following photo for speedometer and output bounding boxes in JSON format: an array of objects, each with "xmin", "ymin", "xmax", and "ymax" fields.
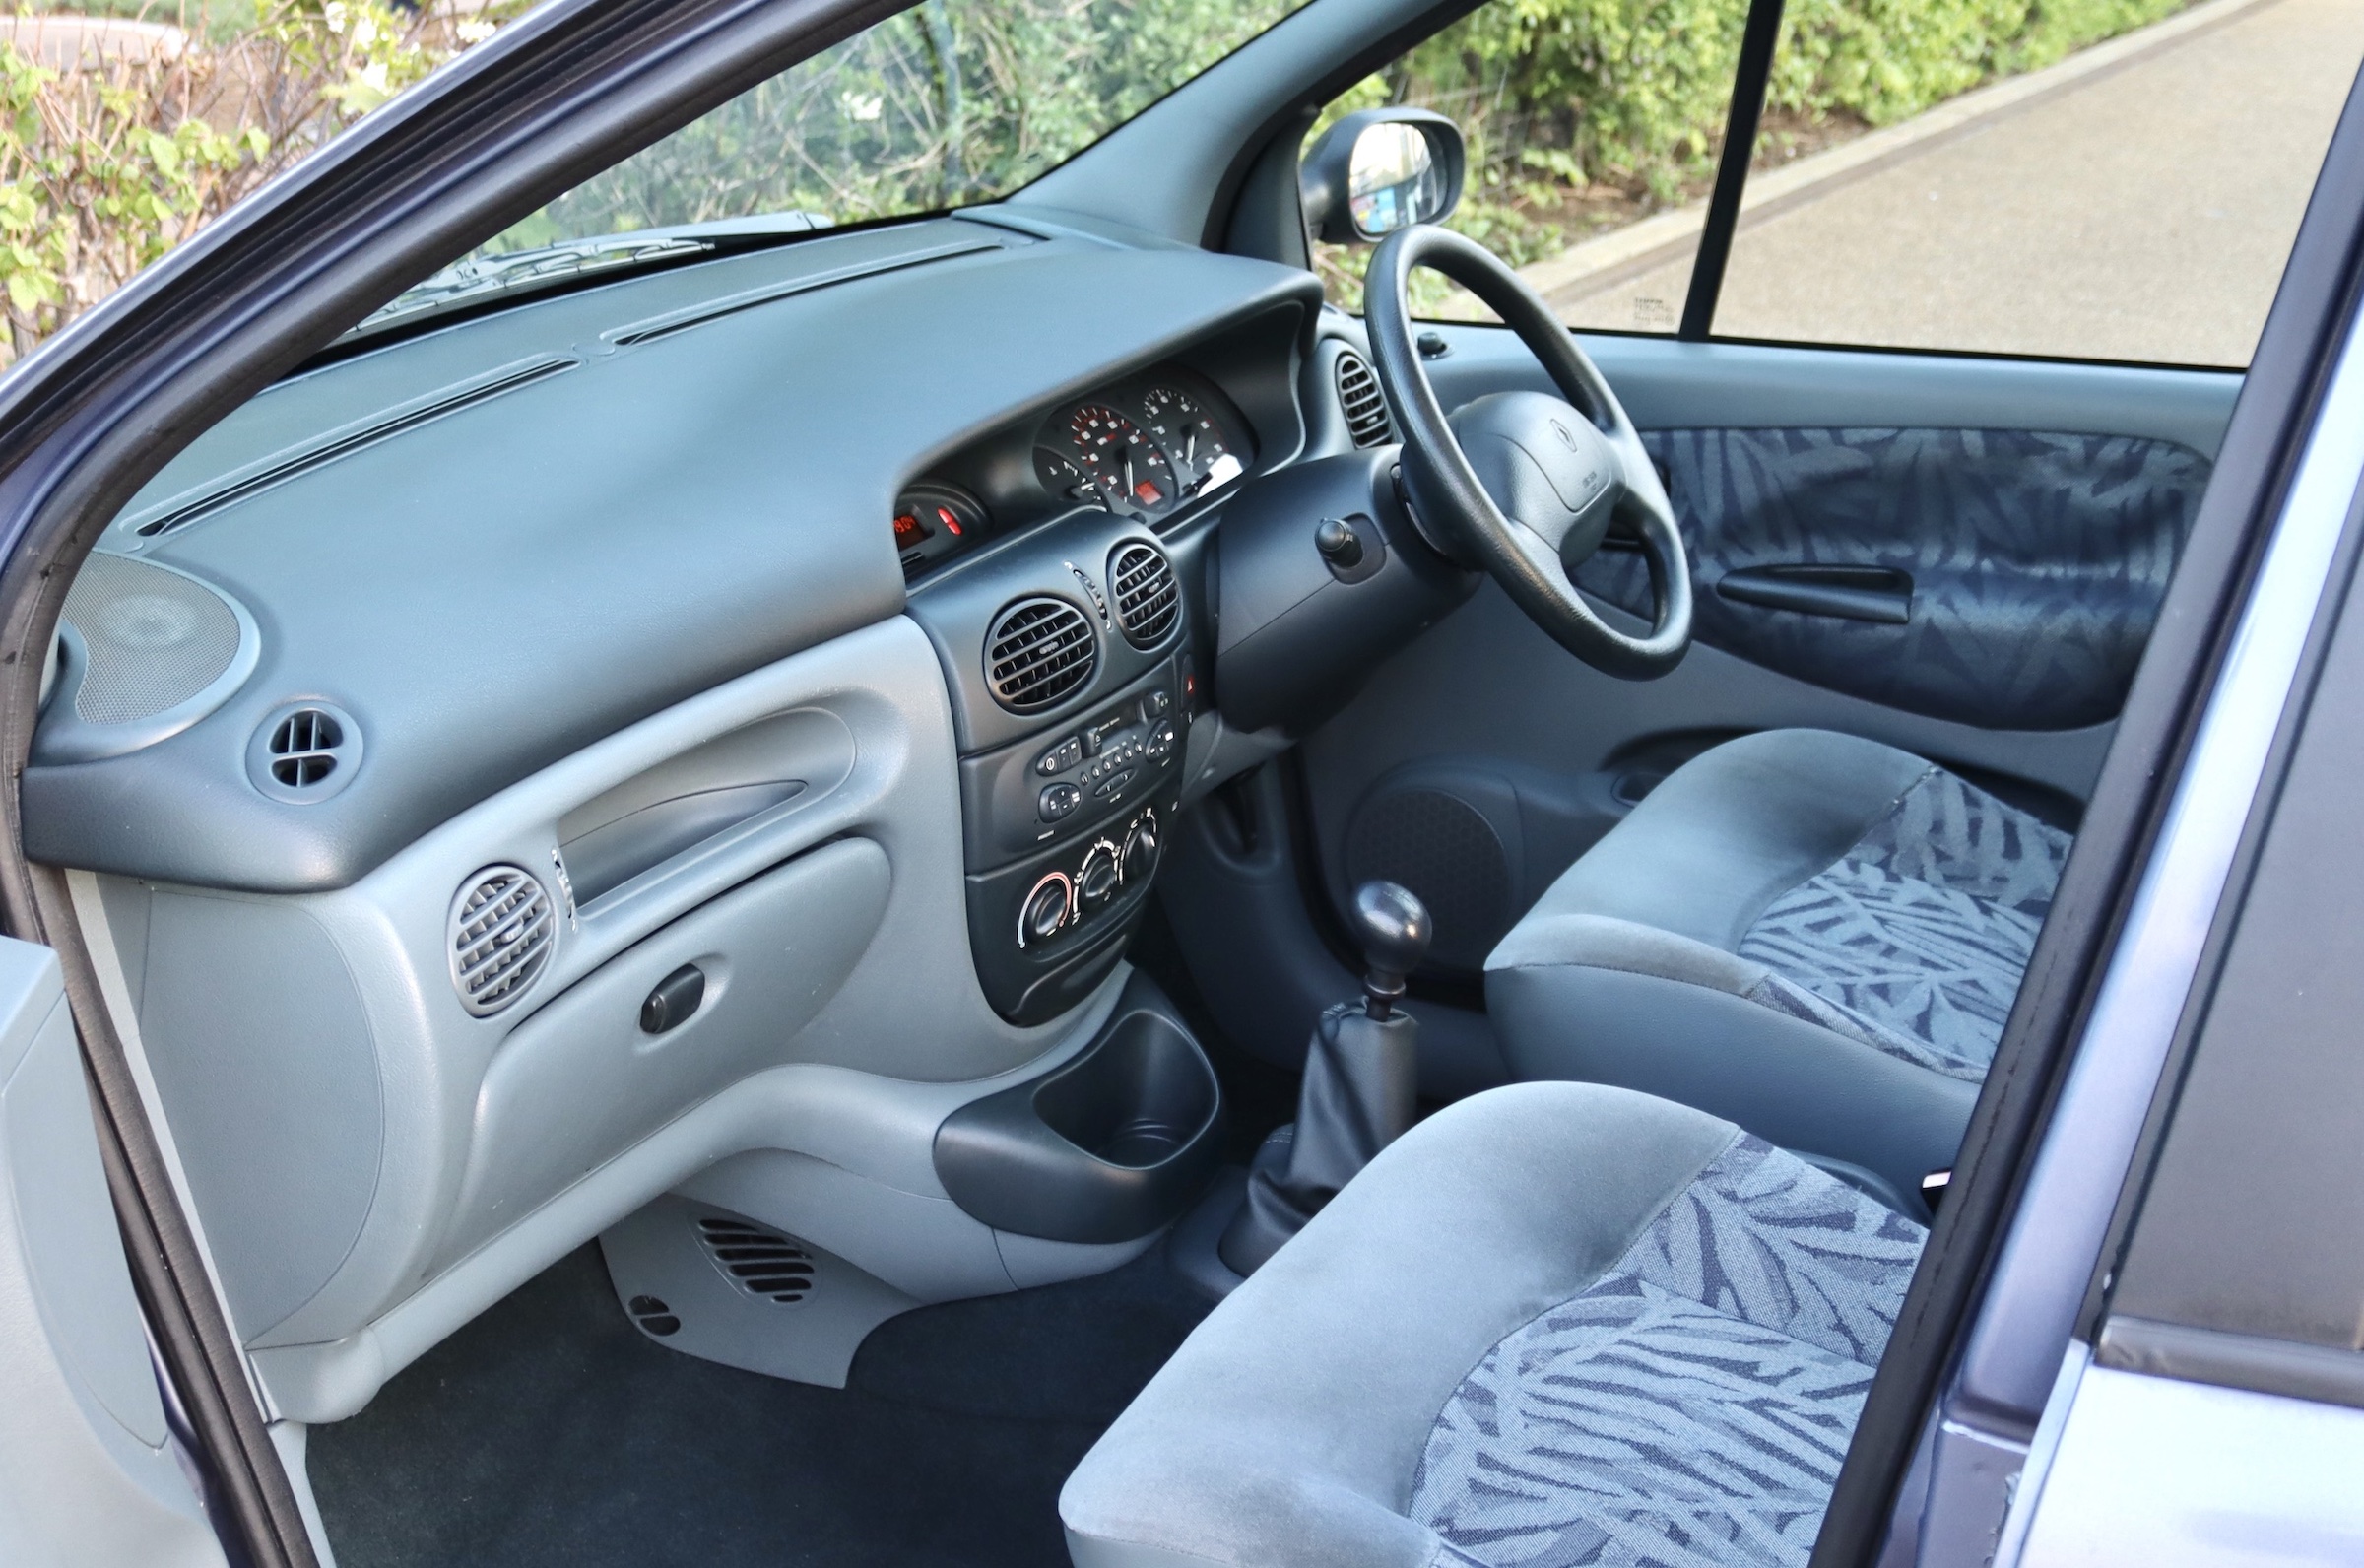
[{"xmin": 1067, "ymin": 404, "xmax": 1176, "ymax": 515}]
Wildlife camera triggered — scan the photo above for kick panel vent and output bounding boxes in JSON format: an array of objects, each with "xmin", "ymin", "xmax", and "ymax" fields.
[
  {"xmin": 1336, "ymin": 350, "xmax": 1392, "ymax": 447},
  {"xmin": 985, "ymin": 596, "xmax": 1095, "ymax": 713},
  {"xmin": 449, "ymin": 865, "xmax": 556, "ymax": 1017},
  {"xmin": 1108, "ymin": 542, "xmax": 1179, "ymax": 649},
  {"xmin": 696, "ymin": 1216, "xmax": 817, "ymax": 1304}
]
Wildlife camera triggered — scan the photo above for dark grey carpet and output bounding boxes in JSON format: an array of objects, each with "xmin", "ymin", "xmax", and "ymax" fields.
[{"xmin": 308, "ymin": 1244, "xmax": 1210, "ymax": 1568}]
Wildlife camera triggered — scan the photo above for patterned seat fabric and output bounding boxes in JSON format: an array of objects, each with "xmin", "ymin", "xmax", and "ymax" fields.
[
  {"xmin": 1735, "ymin": 768, "xmax": 2070, "ymax": 1083},
  {"xmin": 1413, "ymin": 1135, "xmax": 1926, "ymax": 1568}
]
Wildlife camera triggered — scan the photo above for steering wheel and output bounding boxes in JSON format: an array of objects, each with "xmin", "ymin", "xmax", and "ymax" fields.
[{"xmin": 1364, "ymin": 225, "xmax": 1691, "ymax": 679}]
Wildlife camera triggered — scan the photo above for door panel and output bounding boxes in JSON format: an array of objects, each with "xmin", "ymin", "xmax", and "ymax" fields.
[
  {"xmin": 1295, "ymin": 324, "xmax": 2234, "ymax": 975},
  {"xmin": 1578, "ymin": 426, "xmax": 2211, "ymax": 730},
  {"xmin": 0, "ymin": 936, "xmax": 221, "ymax": 1567}
]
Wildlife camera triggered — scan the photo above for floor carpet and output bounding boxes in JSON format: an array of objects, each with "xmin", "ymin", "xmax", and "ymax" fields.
[{"xmin": 308, "ymin": 1244, "xmax": 1211, "ymax": 1568}]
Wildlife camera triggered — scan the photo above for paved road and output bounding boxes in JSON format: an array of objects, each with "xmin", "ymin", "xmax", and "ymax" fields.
[{"xmin": 1547, "ymin": 0, "xmax": 2364, "ymax": 364}]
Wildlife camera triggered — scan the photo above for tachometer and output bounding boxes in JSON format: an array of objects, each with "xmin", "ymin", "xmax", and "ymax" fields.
[
  {"xmin": 1067, "ymin": 404, "xmax": 1176, "ymax": 514},
  {"xmin": 1142, "ymin": 385, "xmax": 1240, "ymax": 497}
]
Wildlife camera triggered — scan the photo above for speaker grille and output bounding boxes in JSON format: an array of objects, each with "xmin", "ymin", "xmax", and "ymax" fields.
[
  {"xmin": 61, "ymin": 553, "xmax": 242, "ymax": 725},
  {"xmin": 1345, "ymin": 788, "xmax": 1510, "ymax": 972},
  {"xmin": 1335, "ymin": 351, "xmax": 1392, "ymax": 448},
  {"xmin": 985, "ymin": 596, "xmax": 1095, "ymax": 713},
  {"xmin": 1108, "ymin": 542, "xmax": 1178, "ymax": 649},
  {"xmin": 695, "ymin": 1216, "xmax": 816, "ymax": 1305}
]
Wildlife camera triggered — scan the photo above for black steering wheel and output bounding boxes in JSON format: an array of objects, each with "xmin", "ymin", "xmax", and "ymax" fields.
[{"xmin": 1364, "ymin": 225, "xmax": 1691, "ymax": 679}]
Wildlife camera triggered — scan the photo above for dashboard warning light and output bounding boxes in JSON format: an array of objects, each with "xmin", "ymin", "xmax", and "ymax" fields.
[
  {"xmin": 935, "ymin": 505, "xmax": 964, "ymax": 536},
  {"xmin": 1133, "ymin": 480, "xmax": 1163, "ymax": 505}
]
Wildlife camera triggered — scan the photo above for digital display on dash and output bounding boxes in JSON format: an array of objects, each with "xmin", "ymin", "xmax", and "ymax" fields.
[{"xmin": 892, "ymin": 511, "xmax": 932, "ymax": 549}]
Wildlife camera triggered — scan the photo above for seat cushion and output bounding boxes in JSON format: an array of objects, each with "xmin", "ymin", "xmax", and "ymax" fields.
[
  {"xmin": 1061, "ymin": 1083, "xmax": 1926, "ymax": 1568},
  {"xmin": 1485, "ymin": 730, "xmax": 2067, "ymax": 1193}
]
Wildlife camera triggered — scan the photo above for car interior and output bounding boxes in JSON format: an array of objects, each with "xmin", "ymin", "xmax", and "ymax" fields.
[{"xmin": 17, "ymin": 0, "xmax": 2351, "ymax": 1561}]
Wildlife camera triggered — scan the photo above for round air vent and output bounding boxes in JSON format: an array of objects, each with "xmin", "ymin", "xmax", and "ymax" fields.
[
  {"xmin": 245, "ymin": 700, "xmax": 362, "ymax": 802},
  {"xmin": 695, "ymin": 1215, "xmax": 817, "ymax": 1305},
  {"xmin": 1107, "ymin": 541, "xmax": 1179, "ymax": 649},
  {"xmin": 448, "ymin": 865, "xmax": 556, "ymax": 1017},
  {"xmin": 984, "ymin": 595, "xmax": 1096, "ymax": 713},
  {"xmin": 1335, "ymin": 349, "xmax": 1393, "ymax": 448}
]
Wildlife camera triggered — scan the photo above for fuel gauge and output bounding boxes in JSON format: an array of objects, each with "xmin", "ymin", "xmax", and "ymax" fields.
[{"xmin": 1035, "ymin": 449, "xmax": 1103, "ymax": 509}]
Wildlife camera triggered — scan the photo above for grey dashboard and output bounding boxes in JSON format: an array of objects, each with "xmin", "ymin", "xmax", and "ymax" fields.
[{"xmin": 24, "ymin": 216, "xmax": 1321, "ymax": 893}]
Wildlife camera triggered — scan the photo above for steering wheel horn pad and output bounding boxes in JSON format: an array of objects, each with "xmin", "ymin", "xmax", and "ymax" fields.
[{"xmin": 1364, "ymin": 225, "xmax": 1692, "ymax": 680}]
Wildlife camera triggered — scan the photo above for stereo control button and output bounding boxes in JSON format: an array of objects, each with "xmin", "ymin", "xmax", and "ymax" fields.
[
  {"xmin": 1036, "ymin": 737, "xmax": 1083, "ymax": 777},
  {"xmin": 1093, "ymin": 768, "xmax": 1136, "ymax": 799},
  {"xmin": 1039, "ymin": 782, "xmax": 1082, "ymax": 821}
]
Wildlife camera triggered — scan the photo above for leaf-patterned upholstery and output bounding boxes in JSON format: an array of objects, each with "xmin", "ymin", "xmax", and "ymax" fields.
[
  {"xmin": 1061, "ymin": 1082, "xmax": 1925, "ymax": 1568},
  {"xmin": 1485, "ymin": 729, "xmax": 2068, "ymax": 1202}
]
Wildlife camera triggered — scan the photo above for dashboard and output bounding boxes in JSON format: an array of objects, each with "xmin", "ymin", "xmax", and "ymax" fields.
[{"xmin": 14, "ymin": 210, "xmax": 1444, "ymax": 1427}]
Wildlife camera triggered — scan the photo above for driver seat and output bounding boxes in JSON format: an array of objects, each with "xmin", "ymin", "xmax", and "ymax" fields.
[{"xmin": 1486, "ymin": 729, "xmax": 2071, "ymax": 1201}]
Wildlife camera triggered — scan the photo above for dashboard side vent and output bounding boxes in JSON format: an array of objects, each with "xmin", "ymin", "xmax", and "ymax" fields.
[
  {"xmin": 246, "ymin": 700, "xmax": 363, "ymax": 803},
  {"xmin": 1336, "ymin": 350, "xmax": 1393, "ymax": 447},
  {"xmin": 449, "ymin": 865, "xmax": 556, "ymax": 1017},
  {"xmin": 1108, "ymin": 542, "xmax": 1179, "ymax": 649},
  {"xmin": 985, "ymin": 596, "xmax": 1096, "ymax": 713}
]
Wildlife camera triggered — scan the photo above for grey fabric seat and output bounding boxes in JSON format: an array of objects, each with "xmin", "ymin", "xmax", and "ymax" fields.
[
  {"xmin": 1062, "ymin": 1081, "xmax": 1926, "ymax": 1568},
  {"xmin": 1485, "ymin": 729, "xmax": 2070, "ymax": 1199}
]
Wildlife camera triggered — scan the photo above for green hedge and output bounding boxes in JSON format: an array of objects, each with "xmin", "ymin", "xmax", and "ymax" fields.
[{"xmin": 1360, "ymin": 0, "xmax": 2192, "ymax": 198}]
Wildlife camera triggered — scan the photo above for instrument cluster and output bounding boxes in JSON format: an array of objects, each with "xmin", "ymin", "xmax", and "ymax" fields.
[
  {"xmin": 892, "ymin": 363, "xmax": 1253, "ymax": 582},
  {"xmin": 1033, "ymin": 369, "xmax": 1250, "ymax": 523}
]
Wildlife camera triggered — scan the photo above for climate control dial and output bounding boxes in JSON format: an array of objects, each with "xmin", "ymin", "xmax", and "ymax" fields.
[
  {"xmin": 1121, "ymin": 810, "xmax": 1159, "ymax": 885},
  {"xmin": 1018, "ymin": 872, "xmax": 1073, "ymax": 948},
  {"xmin": 1076, "ymin": 840, "xmax": 1122, "ymax": 914}
]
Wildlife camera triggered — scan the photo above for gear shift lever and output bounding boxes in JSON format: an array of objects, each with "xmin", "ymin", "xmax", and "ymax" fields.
[
  {"xmin": 1353, "ymin": 880, "xmax": 1432, "ymax": 1019},
  {"xmin": 1220, "ymin": 881, "xmax": 1429, "ymax": 1275}
]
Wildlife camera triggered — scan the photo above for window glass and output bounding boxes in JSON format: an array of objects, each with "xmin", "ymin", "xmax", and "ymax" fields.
[
  {"xmin": 1713, "ymin": 0, "xmax": 2364, "ymax": 365},
  {"xmin": 1311, "ymin": 0, "xmax": 1748, "ymax": 333},
  {"xmin": 380, "ymin": 0, "xmax": 1311, "ymax": 313}
]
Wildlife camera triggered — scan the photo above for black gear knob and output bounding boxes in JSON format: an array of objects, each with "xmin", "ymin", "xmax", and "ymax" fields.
[{"xmin": 1352, "ymin": 881, "xmax": 1431, "ymax": 1018}]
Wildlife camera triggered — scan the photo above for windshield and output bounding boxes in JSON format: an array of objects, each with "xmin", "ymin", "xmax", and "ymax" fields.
[{"xmin": 362, "ymin": 0, "xmax": 1310, "ymax": 329}]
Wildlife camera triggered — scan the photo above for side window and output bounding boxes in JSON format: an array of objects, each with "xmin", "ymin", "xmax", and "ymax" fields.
[
  {"xmin": 1310, "ymin": 0, "xmax": 1751, "ymax": 334},
  {"xmin": 1713, "ymin": 0, "xmax": 2364, "ymax": 364},
  {"xmin": 1322, "ymin": 0, "xmax": 2364, "ymax": 366}
]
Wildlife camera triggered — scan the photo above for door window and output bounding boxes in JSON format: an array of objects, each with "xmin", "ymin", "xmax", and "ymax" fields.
[
  {"xmin": 1308, "ymin": 0, "xmax": 1751, "ymax": 333},
  {"xmin": 1711, "ymin": 0, "xmax": 2364, "ymax": 365}
]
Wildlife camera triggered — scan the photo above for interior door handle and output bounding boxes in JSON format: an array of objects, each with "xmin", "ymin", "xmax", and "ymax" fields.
[{"xmin": 1715, "ymin": 564, "xmax": 1913, "ymax": 623}]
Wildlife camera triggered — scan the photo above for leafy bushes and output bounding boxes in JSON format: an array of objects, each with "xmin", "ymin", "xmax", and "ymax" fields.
[{"xmin": 0, "ymin": 0, "xmax": 501, "ymax": 365}]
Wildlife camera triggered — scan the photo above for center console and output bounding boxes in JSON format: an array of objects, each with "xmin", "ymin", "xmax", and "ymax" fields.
[{"xmin": 906, "ymin": 501, "xmax": 1205, "ymax": 1025}]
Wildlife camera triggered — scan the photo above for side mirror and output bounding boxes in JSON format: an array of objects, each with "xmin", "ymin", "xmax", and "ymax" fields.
[{"xmin": 1300, "ymin": 109, "xmax": 1466, "ymax": 245}]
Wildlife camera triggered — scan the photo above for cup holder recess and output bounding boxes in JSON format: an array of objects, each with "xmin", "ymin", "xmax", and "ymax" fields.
[{"xmin": 934, "ymin": 975, "xmax": 1223, "ymax": 1246}]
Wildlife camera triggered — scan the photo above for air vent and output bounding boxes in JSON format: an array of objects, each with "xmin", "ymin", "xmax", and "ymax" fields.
[
  {"xmin": 269, "ymin": 709, "xmax": 342, "ymax": 787},
  {"xmin": 696, "ymin": 1216, "xmax": 817, "ymax": 1304},
  {"xmin": 1108, "ymin": 542, "xmax": 1179, "ymax": 649},
  {"xmin": 1336, "ymin": 350, "xmax": 1393, "ymax": 447},
  {"xmin": 448, "ymin": 865, "xmax": 556, "ymax": 1017},
  {"xmin": 984, "ymin": 596, "xmax": 1096, "ymax": 713},
  {"xmin": 246, "ymin": 700, "xmax": 363, "ymax": 802}
]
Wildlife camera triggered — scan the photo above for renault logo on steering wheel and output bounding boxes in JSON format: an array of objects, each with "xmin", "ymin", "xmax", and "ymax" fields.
[{"xmin": 1550, "ymin": 418, "xmax": 1579, "ymax": 450}]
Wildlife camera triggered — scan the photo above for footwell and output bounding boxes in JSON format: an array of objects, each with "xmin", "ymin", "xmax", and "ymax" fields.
[{"xmin": 308, "ymin": 1244, "xmax": 1210, "ymax": 1567}]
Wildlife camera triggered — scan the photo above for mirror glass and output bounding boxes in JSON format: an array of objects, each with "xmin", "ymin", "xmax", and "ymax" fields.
[{"xmin": 1347, "ymin": 123, "xmax": 1445, "ymax": 238}]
